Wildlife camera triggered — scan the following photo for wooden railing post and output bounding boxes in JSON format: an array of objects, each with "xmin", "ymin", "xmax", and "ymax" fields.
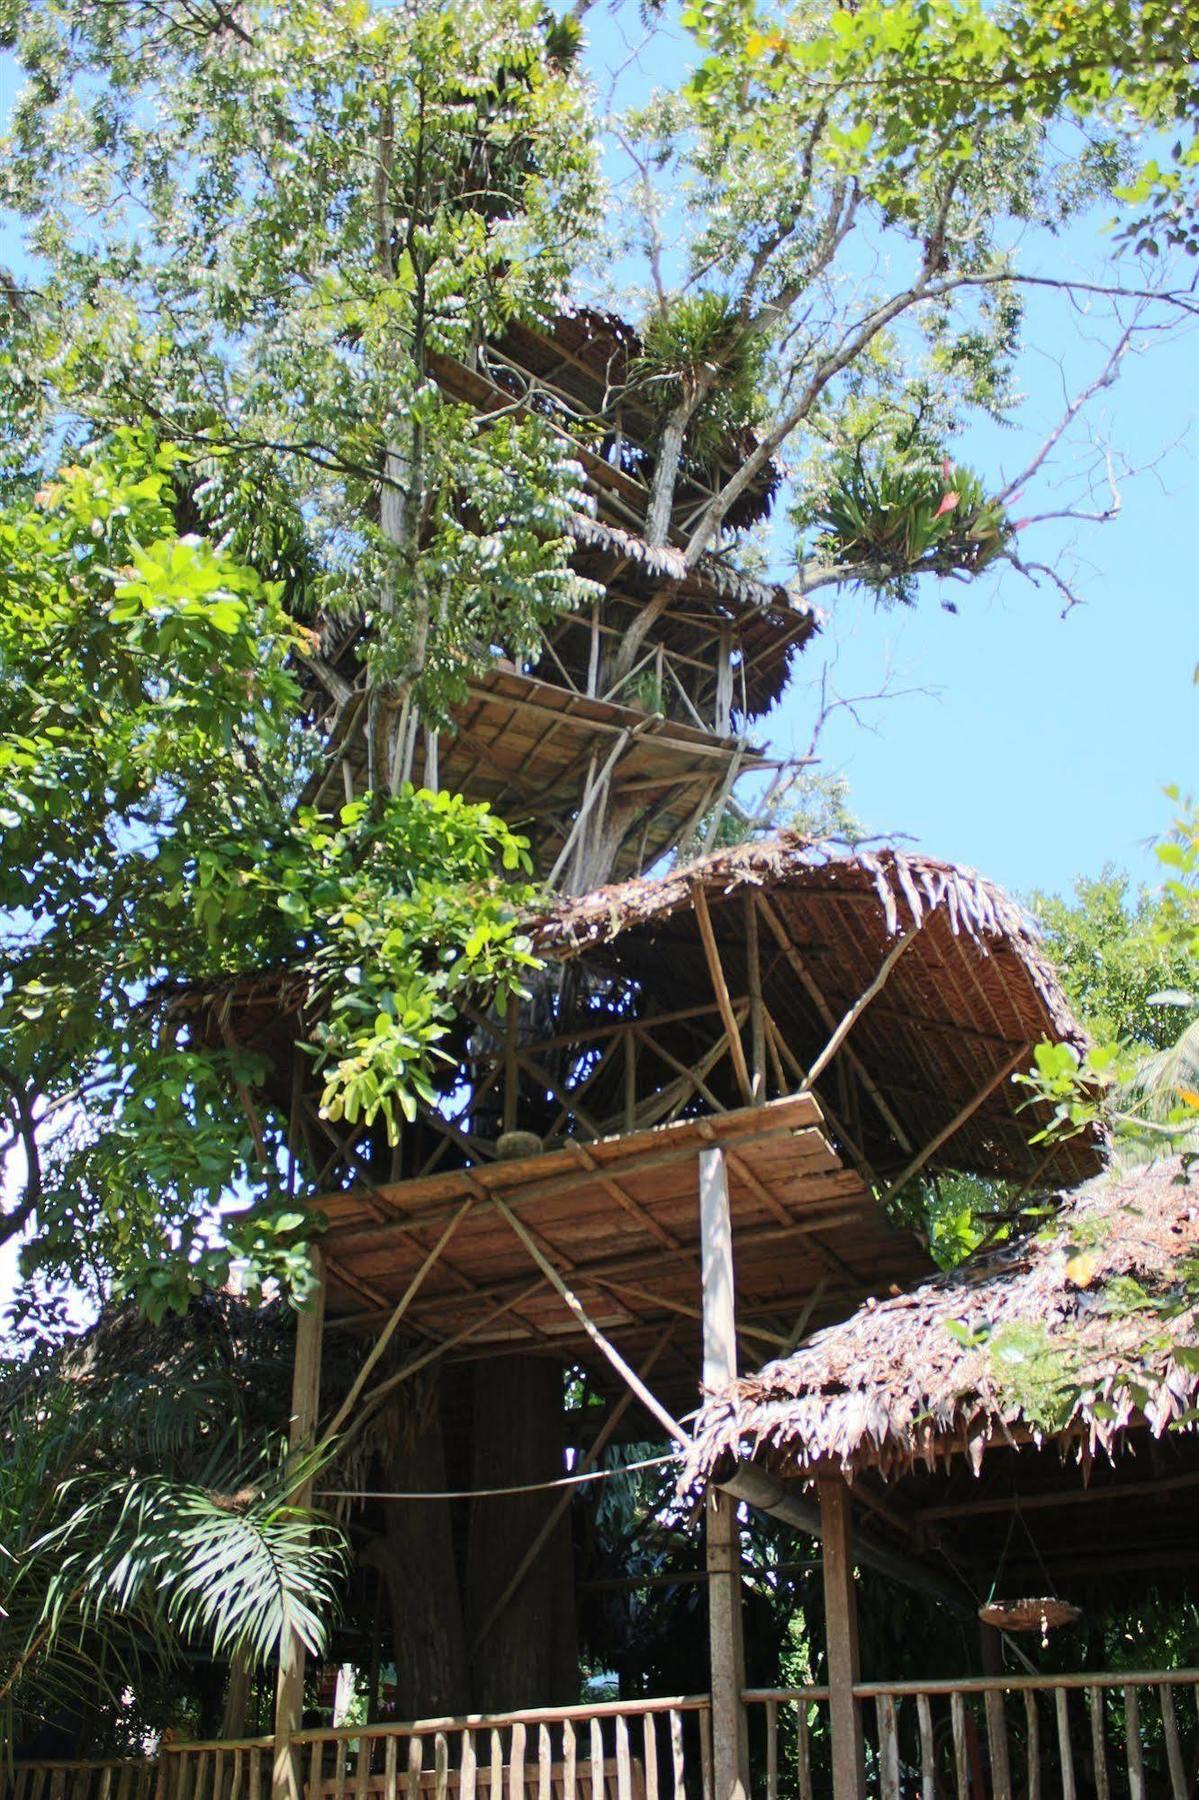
[
  {"xmin": 272, "ymin": 1250, "xmax": 326, "ymax": 1800},
  {"xmin": 818, "ymin": 1474, "xmax": 867, "ymax": 1800},
  {"xmin": 699, "ymin": 1146, "xmax": 749, "ymax": 1800}
]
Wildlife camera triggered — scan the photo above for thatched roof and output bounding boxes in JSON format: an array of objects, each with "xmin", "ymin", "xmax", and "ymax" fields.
[
  {"xmin": 531, "ymin": 833, "xmax": 1100, "ymax": 1187},
  {"xmin": 683, "ymin": 1159, "xmax": 1199, "ymax": 1492}
]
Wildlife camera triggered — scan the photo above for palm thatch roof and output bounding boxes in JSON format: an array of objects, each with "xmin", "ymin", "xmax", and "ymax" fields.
[
  {"xmin": 683, "ymin": 1158, "xmax": 1199, "ymax": 1493},
  {"xmin": 532, "ymin": 833, "xmax": 1101, "ymax": 1187}
]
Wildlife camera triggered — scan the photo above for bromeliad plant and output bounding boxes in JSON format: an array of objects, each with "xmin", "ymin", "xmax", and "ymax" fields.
[{"xmin": 812, "ymin": 451, "xmax": 1012, "ymax": 604}]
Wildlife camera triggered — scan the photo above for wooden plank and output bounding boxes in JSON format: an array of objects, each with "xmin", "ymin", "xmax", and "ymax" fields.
[
  {"xmin": 669, "ymin": 1713, "xmax": 685, "ymax": 1800},
  {"xmin": 490, "ymin": 1734, "xmax": 504, "ymax": 1800},
  {"xmin": 877, "ymin": 1695, "xmax": 900, "ymax": 1800},
  {"xmin": 509, "ymin": 1725, "xmax": 527, "ymax": 1800},
  {"xmin": 384, "ymin": 1739, "xmax": 398, "ymax": 1800},
  {"xmin": 1160, "ymin": 1684, "xmax": 1186, "ymax": 1800},
  {"xmin": 984, "ymin": 1689, "xmax": 1012, "ymax": 1800},
  {"xmin": 1023, "ymin": 1689, "xmax": 1041, "ymax": 1800},
  {"xmin": 641, "ymin": 1714, "xmax": 658, "ymax": 1800},
  {"xmin": 334, "ymin": 1743, "xmax": 348, "ymax": 1800},
  {"xmin": 434, "ymin": 1735, "xmax": 449, "ymax": 1800},
  {"xmin": 794, "ymin": 1701, "xmax": 813, "ymax": 1800},
  {"xmin": 562, "ymin": 1723, "xmax": 576, "ymax": 1800},
  {"xmin": 764, "ymin": 1700, "xmax": 778, "ymax": 1800},
  {"xmin": 1124, "ymin": 1687, "xmax": 1144, "ymax": 1800},
  {"xmin": 590, "ymin": 1722, "xmax": 604, "ymax": 1800},
  {"xmin": 1055, "ymin": 1688, "xmax": 1075, "ymax": 1800},
  {"xmin": 1088, "ymin": 1687, "xmax": 1109, "ymax": 1800},
  {"xmin": 249, "ymin": 1752, "xmax": 262, "ymax": 1800},
  {"xmin": 698, "ymin": 1714, "xmax": 713, "ymax": 1800},
  {"xmin": 538, "ymin": 1727, "xmax": 552, "ymax": 1800},
  {"xmin": 459, "ymin": 1733, "xmax": 477, "ymax": 1800},
  {"xmin": 950, "ymin": 1694, "xmax": 969, "ymax": 1800},
  {"xmin": 615, "ymin": 1721, "xmax": 631, "ymax": 1800},
  {"xmin": 272, "ymin": 1253, "xmax": 326, "ymax": 1800},
  {"xmin": 916, "ymin": 1694, "xmax": 935, "ymax": 1800},
  {"xmin": 406, "ymin": 1736, "xmax": 423, "ymax": 1800}
]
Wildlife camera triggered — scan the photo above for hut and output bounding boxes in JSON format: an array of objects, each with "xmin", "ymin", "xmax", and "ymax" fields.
[{"xmin": 683, "ymin": 1157, "xmax": 1199, "ymax": 1798}]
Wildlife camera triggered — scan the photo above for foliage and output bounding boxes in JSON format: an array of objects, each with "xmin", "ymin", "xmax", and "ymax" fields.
[
  {"xmin": 811, "ymin": 453, "xmax": 1011, "ymax": 606},
  {"xmin": 0, "ymin": 0, "xmax": 601, "ymax": 761},
  {"xmin": 613, "ymin": 0, "xmax": 1193, "ymax": 603},
  {"xmin": 0, "ymin": 1298, "xmax": 346, "ymax": 1750},
  {"xmin": 0, "ymin": 439, "xmax": 542, "ymax": 1321},
  {"xmin": 1021, "ymin": 796, "xmax": 1199, "ymax": 1161}
]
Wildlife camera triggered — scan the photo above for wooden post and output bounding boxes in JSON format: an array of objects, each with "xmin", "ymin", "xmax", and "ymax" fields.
[
  {"xmin": 699, "ymin": 1147, "xmax": 749, "ymax": 1800},
  {"xmin": 272, "ymin": 1250, "xmax": 326, "ymax": 1800},
  {"xmin": 744, "ymin": 894, "xmax": 765, "ymax": 1105},
  {"xmin": 818, "ymin": 1473, "xmax": 867, "ymax": 1800}
]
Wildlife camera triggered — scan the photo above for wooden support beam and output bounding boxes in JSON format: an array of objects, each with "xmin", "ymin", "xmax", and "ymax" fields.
[
  {"xmin": 756, "ymin": 894, "xmax": 915, "ymax": 1153},
  {"xmin": 745, "ymin": 893, "xmax": 766, "ymax": 1105},
  {"xmin": 342, "ymin": 1278, "xmax": 552, "ymax": 1443},
  {"xmin": 878, "ymin": 1044, "xmax": 1029, "ymax": 1205},
  {"xmin": 699, "ymin": 1146, "xmax": 750, "ymax": 1800},
  {"xmin": 718, "ymin": 1464, "xmax": 972, "ymax": 1612},
  {"xmin": 819, "ymin": 1473, "xmax": 868, "ymax": 1800},
  {"xmin": 318, "ymin": 1200, "xmax": 473, "ymax": 1447},
  {"xmin": 805, "ymin": 923, "xmax": 924, "ymax": 1091},
  {"xmin": 492, "ymin": 1194, "xmax": 689, "ymax": 1447},
  {"xmin": 692, "ymin": 883, "xmax": 754, "ymax": 1107},
  {"xmin": 272, "ymin": 1251, "xmax": 326, "ymax": 1800}
]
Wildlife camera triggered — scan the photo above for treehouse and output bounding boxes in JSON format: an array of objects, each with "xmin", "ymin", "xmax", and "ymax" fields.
[
  {"xmin": 300, "ymin": 311, "xmax": 819, "ymax": 889},
  {"xmin": 12, "ymin": 310, "xmax": 1189, "ymax": 1800}
]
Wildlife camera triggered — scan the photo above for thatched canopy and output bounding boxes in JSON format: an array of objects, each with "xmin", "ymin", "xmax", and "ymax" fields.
[
  {"xmin": 533, "ymin": 835, "xmax": 1102, "ymax": 1189},
  {"xmin": 682, "ymin": 1161, "xmax": 1199, "ymax": 1601}
]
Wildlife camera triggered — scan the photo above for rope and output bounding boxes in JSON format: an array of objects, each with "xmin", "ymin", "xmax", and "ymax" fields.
[{"xmin": 316, "ymin": 1451, "xmax": 678, "ymax": 1504}]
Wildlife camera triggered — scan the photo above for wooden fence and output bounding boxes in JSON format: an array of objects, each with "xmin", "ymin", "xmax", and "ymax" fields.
[
  {"xmin": 10, "ymin": 1670, "xmax": 1199, "ymax": 1799},
  {"xmin": 746, "ymin": 1666, "xmax": 1199, "ymax": 1798}
]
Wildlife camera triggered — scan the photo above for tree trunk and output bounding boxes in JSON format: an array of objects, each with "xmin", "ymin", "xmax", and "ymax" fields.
[
  {"xmin": 370, "ymin": 1374, "xmax": 470, "ymax": 1720},
  {"xmin": 465, "ymin": 1355, "xmax": 577, "ymax": 1711}
]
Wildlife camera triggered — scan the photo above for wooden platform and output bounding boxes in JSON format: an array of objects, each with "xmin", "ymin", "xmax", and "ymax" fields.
[{"xmin": 312, "ymin": 1096, "xmax": 932, "ymax": 1405}]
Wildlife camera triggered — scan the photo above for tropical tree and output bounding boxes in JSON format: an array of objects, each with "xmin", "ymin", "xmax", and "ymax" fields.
[
  {"xmin": 0, "ymin": 1295, "xmax": 346, "ymax": 1752},
  {"xmin": 0, "ymin": 0, "xmax": 1190, "ymax": 1310},
  {"xmin": 0, "ymin": 436, "xmax": 542, "ymax": 1324}
]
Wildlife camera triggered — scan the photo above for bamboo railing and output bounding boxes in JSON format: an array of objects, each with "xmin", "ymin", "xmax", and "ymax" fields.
[
  {"xmin": 11, "ymin": 1670, "xmax": 1199, "ymax": 1800},
  {"xmin": 746, "ymin": 1667, "xmax": 1199, "ymax": 1798},
  {"xmin": 0, "ymin": 1765, "xmax": 159, "ymax": 1800},
  {"xmin": 283, "ymin": 1696, "xmax": 713, "ymax": 1800}
]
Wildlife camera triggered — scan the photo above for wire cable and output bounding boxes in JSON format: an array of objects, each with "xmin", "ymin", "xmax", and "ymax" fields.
[{"xmin": 316, "ymin": 1451, "xmax": 678, "ymax": 1504}]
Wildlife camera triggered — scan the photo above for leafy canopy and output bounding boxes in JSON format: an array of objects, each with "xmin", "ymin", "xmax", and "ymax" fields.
[{"xmin": 0, "ymin": 437, "xmax": 540, "ymax": 1323}]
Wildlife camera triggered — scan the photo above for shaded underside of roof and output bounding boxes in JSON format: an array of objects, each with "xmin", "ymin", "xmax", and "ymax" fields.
[
  {"xmin": 308, "ymin": 1094, "xmax": 934, "ymax": 1418},
  {"xmin": 684, "ymin": 1158, "xmax": 1199, "ymax": 1491},
  {"xmin": 532, "ymin": 835, "xmax": 1102, "ymax": 1190}
]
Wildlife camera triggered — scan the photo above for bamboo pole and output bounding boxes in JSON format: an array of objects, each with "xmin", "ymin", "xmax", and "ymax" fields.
[
  {"xmin": 491, "ymin": 1196, "xmax": 689, "ymax": 1446},
  {"xmin": 691, "ymin": 884, "xmax": 753, "ymax": 1106},
  {"xmin": 878, "ymin": 1045, "xmax": 1030, "ymax": 1205},
  {"xmin": 271, "ymin": 1253, "xmax": 325, "ymax": 1800}
]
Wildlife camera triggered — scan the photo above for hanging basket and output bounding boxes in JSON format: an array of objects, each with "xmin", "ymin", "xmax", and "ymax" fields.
[{"xmin": 978, "ymin": 1597, "xmax": 1081, "ymax": 1634}]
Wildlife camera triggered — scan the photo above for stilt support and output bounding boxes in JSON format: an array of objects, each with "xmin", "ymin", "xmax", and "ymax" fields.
[
  {"xmin": 699, "ymin": 1147, "xmax": 750, "ymax": 1800},
  {"xmin": 819, "ymin": 1472, "xmax": 867, "ymax": 1800},
  {"xmin": 272, "ymin": 1249, "xmax": 326, "ymax": 1800}
]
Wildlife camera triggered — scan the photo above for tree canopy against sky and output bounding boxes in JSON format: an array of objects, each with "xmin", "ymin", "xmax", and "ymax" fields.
[{"xmin": 0, "ymin": 0, "xmax": 1195, "ymax": 1318}]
